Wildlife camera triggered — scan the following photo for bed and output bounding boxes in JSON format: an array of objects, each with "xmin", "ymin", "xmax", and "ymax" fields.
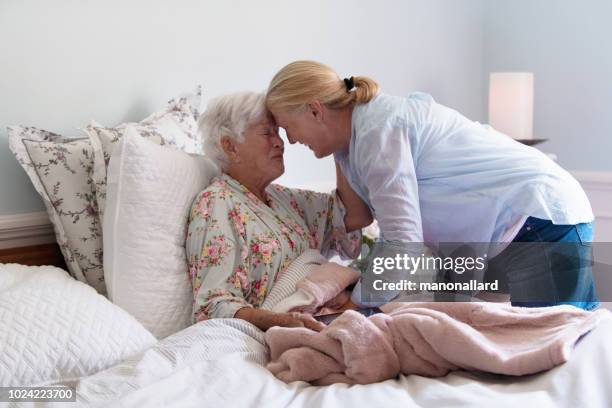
[
  {"xmin": 1, "ymin": 263, "xmax": 611, "ymax": 408},
  {"xmin": 56, "ymin": 309, "xmax": 612, "ymax": 407}
]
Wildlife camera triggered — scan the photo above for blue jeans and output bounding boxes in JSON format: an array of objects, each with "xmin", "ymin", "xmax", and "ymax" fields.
[{"xmin": 485, "ymin": 217, "xmax": 599, "ymax": 310}]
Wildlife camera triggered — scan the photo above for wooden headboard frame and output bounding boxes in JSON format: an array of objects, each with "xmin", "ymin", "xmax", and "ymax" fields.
[{"xmin": 0, "ymin": 243, "xmax": 67, "ymax": 269}]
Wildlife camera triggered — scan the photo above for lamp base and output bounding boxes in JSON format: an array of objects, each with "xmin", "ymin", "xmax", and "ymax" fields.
[{"xmin": 515, "ymin": 138, "xmax": 548, "ymax": 146}]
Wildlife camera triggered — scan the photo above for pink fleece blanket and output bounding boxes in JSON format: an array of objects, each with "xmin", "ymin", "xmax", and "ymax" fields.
[
  {"xmin": 297, "ymin": 262, "xmax": 360, "ymax": 314},
  {"xmin": 265, "ymin": 302, "xmax": 610, "ymax": 384}
]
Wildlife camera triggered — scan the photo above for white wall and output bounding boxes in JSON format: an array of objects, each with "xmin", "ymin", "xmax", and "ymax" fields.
[
  {"xmin": 0, "ymin": 0, "xmax": 485, "ymax": 215},
  {"xmin": 483, "ymin": 0, "xmax": 612, "ymax": 172}
]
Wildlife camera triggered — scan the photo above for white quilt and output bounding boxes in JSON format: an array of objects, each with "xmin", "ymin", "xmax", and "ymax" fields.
[{"xmin": 39, "ymin": 312, "xmax": 612, "ymax": 408}]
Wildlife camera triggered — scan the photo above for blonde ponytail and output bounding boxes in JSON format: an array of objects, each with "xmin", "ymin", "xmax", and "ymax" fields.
[
  {"xmin": 352, "ymin": 76, "xmax": 379, "ymax": 105},
  {"xmin": 266, "ymin": 60, "xmax": 379, "ymax": 113}
]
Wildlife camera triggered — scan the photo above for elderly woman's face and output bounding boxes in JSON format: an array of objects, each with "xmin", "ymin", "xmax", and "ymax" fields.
[{"xmin": 233, "ymin": 116, "xmax": 285, "ymax": 181}]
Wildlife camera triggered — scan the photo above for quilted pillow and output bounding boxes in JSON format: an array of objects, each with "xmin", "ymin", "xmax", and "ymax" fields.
[
  {"xmin": 0, "ymin": 263, "xmax": 156, "ymax": 387},
  {"xmin": 7, "ymin": 86, "xmax": 203, "ymax": 295},
  {"xmin": 87, "ymin": 87, "xmax": 203, "ymax": 222},
  {"xmin": 104, "ymin": 126, "xmax": 219, "ymax": 339}
]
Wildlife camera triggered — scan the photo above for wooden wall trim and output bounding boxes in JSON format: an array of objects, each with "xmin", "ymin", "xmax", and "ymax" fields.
[
  {"xmin": 572, "ymin": 171, "xmax": 612, "ymax": 242},
  {"xmin": 0, "ymin": 211, "xmax": 55, "ymax": 250}
]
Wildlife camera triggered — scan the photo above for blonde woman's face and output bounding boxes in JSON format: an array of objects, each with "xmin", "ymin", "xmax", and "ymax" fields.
[{"xmin": 272, "ymin": 109, "xmax": 332, "ymax": 159}]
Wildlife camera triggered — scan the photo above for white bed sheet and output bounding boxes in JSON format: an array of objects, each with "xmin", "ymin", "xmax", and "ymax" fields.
[{"xmin": 41, "ymin": 314, "xmax": 612, "ymax": 408}]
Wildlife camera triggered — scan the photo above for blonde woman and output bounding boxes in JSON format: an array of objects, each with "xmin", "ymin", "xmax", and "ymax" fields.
[{"xmin": 266, "ymin": 60, "xmax": 598, "ymax": 310}]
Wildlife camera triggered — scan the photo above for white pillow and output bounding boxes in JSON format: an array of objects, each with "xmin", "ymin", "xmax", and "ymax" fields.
[
  {"xmin": 87, "ymin": 86, "xmax": 204, "ymax": 224},
  {"xmin": 0, "ymin": 263, "xmax": 156, "ymax": 387},
  {"xmin": 104, "ymin": 126, "xmax": 219, "ymax": 339}
]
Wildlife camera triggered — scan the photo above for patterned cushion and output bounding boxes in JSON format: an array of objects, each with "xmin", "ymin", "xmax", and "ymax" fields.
[
  {"xmin": 22, "ymin": 137, "xmax": 105, "ymax": 292},
  {"xmin": 7, "ymin": 86, "xmax": 203, "ymax": 295},
  {"xmin": 87, "ymin": 88, "xmax": 203, "ymax": 222},
  {"xmin": 8, "ymin": 128, "xmax": 105, "ymax": 292}
]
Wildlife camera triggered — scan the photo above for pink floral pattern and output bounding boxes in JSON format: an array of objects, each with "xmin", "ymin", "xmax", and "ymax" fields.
[{"xmin": 185, "ymin": 173, "xmax": 361, "ymax": 322}]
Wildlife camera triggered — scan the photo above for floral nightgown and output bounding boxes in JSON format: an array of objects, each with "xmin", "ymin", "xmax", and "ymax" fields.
[{"xmin": 186, "ymin": 173, "xmax": 361, "ymax": 322}]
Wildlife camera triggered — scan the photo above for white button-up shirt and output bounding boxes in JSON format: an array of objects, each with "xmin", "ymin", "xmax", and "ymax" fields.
[{"xmin": 334, "ymin": 92, "xmax": 593, "ymax": 249}]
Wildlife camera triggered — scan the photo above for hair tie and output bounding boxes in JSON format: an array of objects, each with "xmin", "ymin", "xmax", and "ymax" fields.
[{"xmin": 343, "ymin": 76, "xmax": 355, "ymax": 92}]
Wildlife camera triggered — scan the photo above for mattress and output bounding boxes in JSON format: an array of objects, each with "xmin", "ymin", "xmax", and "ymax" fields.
[{"xmin": 43, "ymin": 312, "xmax": 612, "ymax": 407}]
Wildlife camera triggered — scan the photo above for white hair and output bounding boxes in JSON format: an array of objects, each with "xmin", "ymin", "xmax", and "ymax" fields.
[{"xmin": 198, "ymin": 91, "xmax": 266, "ymax": 169}]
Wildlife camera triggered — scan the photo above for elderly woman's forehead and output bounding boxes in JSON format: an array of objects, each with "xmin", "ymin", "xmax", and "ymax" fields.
[{"xmin": 253, "ymin": 112, "xmax": 276, "ymax": 127}]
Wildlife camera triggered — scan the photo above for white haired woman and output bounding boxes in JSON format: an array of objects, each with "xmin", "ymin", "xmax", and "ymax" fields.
[{"xmin": 186, "ymin": 91, "xmax": 372, "ymax": 331}]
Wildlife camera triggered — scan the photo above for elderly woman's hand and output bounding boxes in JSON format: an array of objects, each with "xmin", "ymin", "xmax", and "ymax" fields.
[
  {"xmin": 235, "ymin": 308, "xmax": 326, "ymax": 332},
  {"xmin": 276, "ymin": 312, "xmax": 326, "ymax": 331}
]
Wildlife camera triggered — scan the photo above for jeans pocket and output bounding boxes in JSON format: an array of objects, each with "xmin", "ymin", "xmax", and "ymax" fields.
[{"xmin": 575, "ymin": 223, "xmax": 594, "ymax": 246}]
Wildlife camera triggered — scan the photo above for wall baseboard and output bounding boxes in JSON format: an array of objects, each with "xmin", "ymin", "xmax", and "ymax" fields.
[
  {"xmin": 0, "ymin": 211, "xmax": 55, "ymax": 250},
  {"xmin": 571, "ymin": 171, "xmax": 612, "ymax": 190},
  {"xmin": 572, "ymin": 171, "xmax": 612, "ymax": 241}
]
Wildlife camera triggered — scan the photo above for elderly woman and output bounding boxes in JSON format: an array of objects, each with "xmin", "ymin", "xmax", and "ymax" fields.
[{"xmin": 186, "ymin": 92, "xmax": 372, "ymax": 331}]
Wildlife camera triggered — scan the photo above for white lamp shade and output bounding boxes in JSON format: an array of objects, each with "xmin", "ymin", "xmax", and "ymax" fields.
[{"xmin": 488, "ymin": 72, "xmax": 534, "ymax": 139}]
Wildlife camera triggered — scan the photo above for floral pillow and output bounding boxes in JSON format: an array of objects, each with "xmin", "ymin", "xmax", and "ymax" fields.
[
  {"xmin": 8, "ymin": 86, "xmax": 204, "ymax": 295},
  {"xmin": 8, "ymin": 128, "xmax": 104, "ymax": 293},
  {"xmin": 87, "ymin": 87, "xmax": 203, "ymax": 222}
]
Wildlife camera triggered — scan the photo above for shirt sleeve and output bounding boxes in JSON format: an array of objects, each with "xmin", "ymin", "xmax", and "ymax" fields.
[
  {"xmin": 349, "ymin": 121, "xmax": 428, "ymax": 307},
  {"xmin": 357, "ymin": 120, "xmax": 424, "ymax": 244},
  {"xmin": 186, "ymin": 191, "xmax": 252, "ymax": 321},
  {"xmin": 280, "ymin": 186, "xmax": 361, "ymax": 259}
]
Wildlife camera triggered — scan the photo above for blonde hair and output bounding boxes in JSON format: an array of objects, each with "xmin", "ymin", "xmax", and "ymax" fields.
[{"xmin": 266, "ymin": 60, "xmax": 379, "ymax": 113}]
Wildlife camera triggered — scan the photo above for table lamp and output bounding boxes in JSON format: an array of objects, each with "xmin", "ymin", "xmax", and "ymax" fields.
[{"xmin": 489, "ymin": 72, "xmax": 539, "ymax": 143}]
